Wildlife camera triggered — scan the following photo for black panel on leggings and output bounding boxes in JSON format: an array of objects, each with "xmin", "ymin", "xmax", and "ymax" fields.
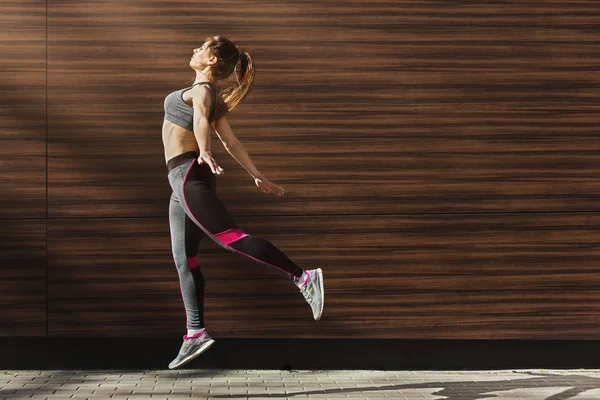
[
  {"xmin": 182, "ymin": 163, "xmax": 237, "ymax": 234},
  {"xmin": 190, "ymin": 267, "xmax": 205, "ymax": 328},
  {"xmin": 182, "ymin": 162, "xmax": 304, "ymax": 279},
  {"xmin": 229, "ymin": 235, "xmax": 304, "ymax": 278}
]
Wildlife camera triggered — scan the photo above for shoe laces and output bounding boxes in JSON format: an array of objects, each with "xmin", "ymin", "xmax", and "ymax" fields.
[
  {"xmin": 179, "ymin": 340, "xmax": 191, "ymax": 354},
  {"xmin": 301, "ymin": 280, "xmax": 317, "ymax": 306}
]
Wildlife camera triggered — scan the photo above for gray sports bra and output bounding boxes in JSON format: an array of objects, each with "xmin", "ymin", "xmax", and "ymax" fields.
[{"xmin": 163, "ymin": 82, "xmax": 216, "ymax": 132}]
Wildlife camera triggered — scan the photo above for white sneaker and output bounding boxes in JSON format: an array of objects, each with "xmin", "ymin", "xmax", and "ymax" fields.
[
  {"xmin": 299, "ymin": 268, "xmax": 324, "ymax": 320},
  {"xmin": 168, "ymin": 331, "xmax": 215, "ymax": 370}
]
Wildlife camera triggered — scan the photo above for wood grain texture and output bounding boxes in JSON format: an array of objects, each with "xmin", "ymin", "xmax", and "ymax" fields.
[
  {"xmin": 47, "ymin": 0, "xmax": 600, "ymax": 217},
  {"xmin": 0, "ymin": 1, "xmax": 46, "ymax": 218},
  {"xmin": 47, "ymin": 218, "xmax": 184, "ymax": 336},
  {"xmin": 0, "ymin": 220, "xmax": 46, "ymax": 336},
  {"xmin": 48, "ymin": 215, "xmax": 600, "ymax": 339}
]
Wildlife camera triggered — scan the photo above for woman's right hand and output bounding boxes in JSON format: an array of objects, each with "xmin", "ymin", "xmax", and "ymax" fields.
[
  {"xmin": 254, "ymin": 175, "xmax": 285, "ymax": 196},
  {"xmin": 197, "ymin": 152, "xmax": 224, "ymax": 175}
]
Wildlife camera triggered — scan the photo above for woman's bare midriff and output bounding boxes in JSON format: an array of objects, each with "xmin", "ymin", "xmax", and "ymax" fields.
[{"xmin": 162, "ymin": 120, "xmax": 211, "ymax": 163}]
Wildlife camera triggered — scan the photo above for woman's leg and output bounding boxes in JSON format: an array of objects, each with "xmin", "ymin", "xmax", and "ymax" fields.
[
  {"xmin": 168, "ymin": 192, "xmax": 206, "ymax": 330},
  {"xmin": 167, "ymin": 159, "xmax": 216, "ymax": 370},
  {"xmin": 180, "ymin": 161, "xmax": 304, "ymax": 280},
  {"xmin": 170, "ymin": 159, "xmax": 324, "ymax": 322}
]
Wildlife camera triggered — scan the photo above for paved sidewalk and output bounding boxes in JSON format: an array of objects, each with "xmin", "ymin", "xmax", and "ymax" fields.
[{"xmin": 2, "ymin": 369, "xmax": 600, "ymax": 400}]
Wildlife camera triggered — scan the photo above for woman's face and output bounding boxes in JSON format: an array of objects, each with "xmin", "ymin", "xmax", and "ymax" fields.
[{"xmin": 190, "ymin": 42, "xmax": 213, "ymax": 69}]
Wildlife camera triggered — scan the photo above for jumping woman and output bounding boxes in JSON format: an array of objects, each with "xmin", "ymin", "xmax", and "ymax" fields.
[{"xmin": 162, "ymin": 36, "xmax": 325, "ymax": 369}]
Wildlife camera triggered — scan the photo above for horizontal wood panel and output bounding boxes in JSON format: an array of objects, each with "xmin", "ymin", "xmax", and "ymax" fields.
[
  {"xmin": 48, "ymin": 214, "xmax": 600, "ymax": 338},
  {"xmin": 48, "ymin": 0, "xmax": 600, "ymax": 217},
  {"xmin": 0, "ymin": 220, "xmax": 46, "ymax": 336},
  {"xmin": 0, "ymin": 1, "xmax": 46, "ymax": 217},
  {"xmin": 0, "ymin": 108, "xmax": 47, "ymax": 218}
]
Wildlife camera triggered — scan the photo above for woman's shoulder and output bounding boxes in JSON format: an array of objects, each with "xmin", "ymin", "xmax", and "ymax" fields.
[{"xmin": 187, "ymin": 83, "xmax": 215, "ymax": 98}]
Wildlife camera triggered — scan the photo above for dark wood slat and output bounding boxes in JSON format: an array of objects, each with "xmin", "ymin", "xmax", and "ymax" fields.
[
  {"xmin": 0, "ymin": 1, "xmax": 46, "ymax": 218},
  {"xmin": 0, "ymin": 220, "xmax": 46, "ymax": 336},
  {"xmin": 47, "ymin": 218, "xmax": 184, "ymax": 336},
  {"xmin": 0, "ymin": 108, "xmax": 47, "ymax": 218},
  {"xmin": 48, "ymin": 214, "xmax": 600, "ymax": 338},
  {"xmin": 48, "ymin": 1, "xmax": 600, "ymax": 217}
]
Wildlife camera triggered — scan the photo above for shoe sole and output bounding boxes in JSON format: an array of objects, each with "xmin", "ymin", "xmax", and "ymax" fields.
[
  {"xmin": 315, "ymin": 268, "xmax": 324, "ymax": 321},
  {"xmin": 168, "ymin": 338, "xmax": 215, "ymax": 370}
]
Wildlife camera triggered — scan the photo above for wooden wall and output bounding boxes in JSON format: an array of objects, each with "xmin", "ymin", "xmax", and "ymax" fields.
[
  {"xmin": 2, "ymin": 0, "xmax": 600, "ymax": 339},
  {"xmin": 0, "ymin": 0, "xmax": 47, "ymax": 336}
]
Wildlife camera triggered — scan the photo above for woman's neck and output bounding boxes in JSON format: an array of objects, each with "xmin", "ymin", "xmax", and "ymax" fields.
[{"xmin": 195, "ymin": 69, "xmax": 215, "ymax": 84}]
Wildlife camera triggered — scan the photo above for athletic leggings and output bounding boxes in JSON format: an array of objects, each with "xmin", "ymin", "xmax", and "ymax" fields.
[{"xmin": 167, "ymin": 151, "xmax": 304, "ymax": 329}]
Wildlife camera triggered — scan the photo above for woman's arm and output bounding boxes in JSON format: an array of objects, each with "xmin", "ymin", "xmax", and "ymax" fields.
[
  {"xmin": 215, "ymin": 116, "xmax": 284, "ymax": 195},
  {"xmin": 192, "ymin": 86, "xmax": 223, "ymax": 175}
]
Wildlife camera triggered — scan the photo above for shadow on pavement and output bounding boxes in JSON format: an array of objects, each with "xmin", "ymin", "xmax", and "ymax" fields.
[{"xmin": 210, "ymin": 372, "xmax": 600, "ymax": 400}]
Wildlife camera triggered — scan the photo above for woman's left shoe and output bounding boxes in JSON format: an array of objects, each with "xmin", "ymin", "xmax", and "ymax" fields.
[
  {"xmin": 300, "ymin": 268, "xmax": 325, "ymax": 321},
  {"xmin": 168, "ymin": 331, "xmax": 215, "ymax": 370}
]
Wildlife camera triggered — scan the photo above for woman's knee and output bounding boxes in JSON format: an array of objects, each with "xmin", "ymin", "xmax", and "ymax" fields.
[{"xmin": 173, "ymin": 255, "xmax": 199, "ymax": 273}]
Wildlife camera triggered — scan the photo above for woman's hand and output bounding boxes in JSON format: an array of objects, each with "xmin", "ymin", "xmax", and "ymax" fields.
[
  {"xmin": 254, "ymin": 175, "xmax": 285, "ymax": 196},
  {"xmin": 197, "ymin": 152, "xmax": 224, "ymax": 175}
]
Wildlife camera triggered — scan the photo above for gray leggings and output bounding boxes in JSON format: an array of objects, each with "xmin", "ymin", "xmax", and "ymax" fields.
[{"xmin": 167, "ymin": 154, "xmax": 304, "ymax": 329}]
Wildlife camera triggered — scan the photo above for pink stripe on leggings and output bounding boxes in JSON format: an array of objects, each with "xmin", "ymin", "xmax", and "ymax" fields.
[
  {"xmin": 181, "ymin": 160, "xmax": 295, "ymax": 278},
  {"xmin": 214, "ymin": 228, "xmax": 249, "ymax": 245},
  {"xmin": 187, "ymin": 256, "xmax": 199, "ymax": 270}
]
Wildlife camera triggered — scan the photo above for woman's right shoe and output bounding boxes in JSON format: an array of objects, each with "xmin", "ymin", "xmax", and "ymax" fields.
[
  {"xmin": 168, "ymin": 331, "xmax": 215, "ymax": 370},
  {"xmin": 300, "ymin": 268, "xmax": 325, "ymax": 321}
]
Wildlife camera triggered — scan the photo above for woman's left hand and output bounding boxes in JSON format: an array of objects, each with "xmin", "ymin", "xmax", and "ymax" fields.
[
  {"xmin": 254, "ymin": 176, "xmax": 285, "ymax": 196},
  {"xmin": 197, "ymin": 152, "xmax": 224, "ymax": 175}
]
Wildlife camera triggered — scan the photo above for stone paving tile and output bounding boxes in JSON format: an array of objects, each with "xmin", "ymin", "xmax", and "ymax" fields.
[{"xmin": 2, "ymin": 370, "xmax": 600, "ymax": 400}]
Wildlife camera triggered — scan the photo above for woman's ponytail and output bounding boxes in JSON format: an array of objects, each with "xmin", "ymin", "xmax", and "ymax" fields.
[
  {"xmin": 205, "ymin": 37, "xmax": 256, "ymax": 122},
  {"xmin": 223, "ymin": 51, "xmax": 255, "ymax": 114}
]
